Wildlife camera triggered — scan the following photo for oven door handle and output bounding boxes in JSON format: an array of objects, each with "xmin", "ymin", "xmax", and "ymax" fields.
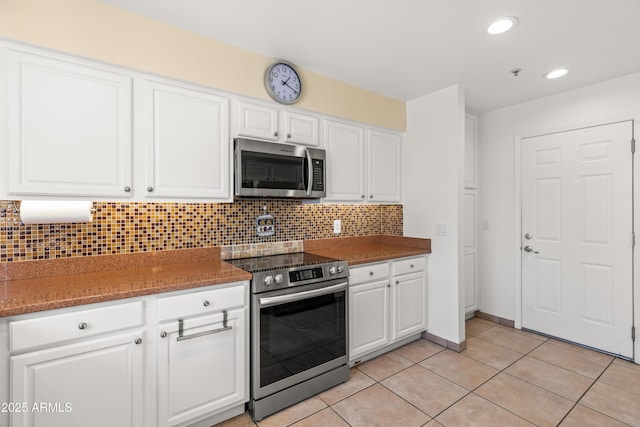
[{"xmin": 259, "ymin": 281, "xmax": 348, "ymax": 308}]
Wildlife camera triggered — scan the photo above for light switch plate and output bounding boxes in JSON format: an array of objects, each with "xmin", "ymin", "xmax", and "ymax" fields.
[
  {"xmin": 436, "ymin": 222, "xmax": 448, "ymax": 236},
  {"xmin": 333, "ymin": 219, "xmax": 341, "ymax": 234}
]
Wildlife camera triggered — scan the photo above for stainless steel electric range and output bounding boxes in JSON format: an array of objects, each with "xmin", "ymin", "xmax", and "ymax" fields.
[{"xmin": 228, "ymin": 252, "xmax": 349, "ymax": 421}]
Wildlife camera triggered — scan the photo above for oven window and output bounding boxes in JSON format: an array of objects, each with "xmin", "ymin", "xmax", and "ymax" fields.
[
  {"xmin": 241, "ymin": 151, "xmax": 305, "ymax": 190},
  {"xmin": 259, "ymin": 291, "xmax": 346, "ymax": 388}
]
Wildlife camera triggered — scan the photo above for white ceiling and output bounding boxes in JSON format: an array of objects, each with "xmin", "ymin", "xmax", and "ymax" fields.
[{"xmin": 100, "ymin": 0, "xmax": 640, "ymax": 113}]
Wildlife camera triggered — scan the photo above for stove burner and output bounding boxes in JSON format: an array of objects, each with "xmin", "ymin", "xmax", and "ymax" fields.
[{"xmin": 227, "ymin": 252, "xmax": 339, "ymax": 273}]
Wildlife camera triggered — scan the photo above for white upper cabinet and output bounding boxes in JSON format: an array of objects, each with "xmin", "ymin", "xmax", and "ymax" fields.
[
  {"xmin": 235, "ymin": 101, "xmax": 279, "ymax": 141},
  {"xmin": 6, "ymin": 49, "xmax": 133, "ymax": 197},
  {"xmin": 368, "ymin": 129, "xmax": 402, "ymax": 202},
  {"xmin": 324, "ymin": 119, "xmax": 366, "ymax": 202},
  {"xmin": 282, "ymin": 110, "xmax": 319, "ymax": 146},
  {"xmin": 235, "ymin": 100, "xmax": 319, "ymax": 146},
  {"xmin": 143, "ymin": 80, "xmax": 230, "ymax": 200},
  {"xmin": 464, "ymin": 112, "xmax": 477, "ymax": 189},
  {"xmin": 324, "ymin": 120, "xmax": 401, "ymax": 203}
]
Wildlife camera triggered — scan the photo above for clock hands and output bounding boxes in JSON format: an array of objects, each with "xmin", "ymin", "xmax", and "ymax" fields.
[{"xmin": 280, "ymin": 77, "xmax": 299, "ymax": 95}]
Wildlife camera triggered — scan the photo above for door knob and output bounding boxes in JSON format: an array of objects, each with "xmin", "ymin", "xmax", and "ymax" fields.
[
  {"xmin": 523, "ymin": 245, "xmax": 539, "ymax": 254},
  {"xmin": 524, "ymin": 233, "xmax": 533, "ymax": 240}
]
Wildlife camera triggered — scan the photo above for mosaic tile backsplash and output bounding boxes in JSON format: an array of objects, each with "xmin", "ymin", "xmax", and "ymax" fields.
[{"xmin": 0, "ymin": 200, "xmax": 402, "ymax": 262}]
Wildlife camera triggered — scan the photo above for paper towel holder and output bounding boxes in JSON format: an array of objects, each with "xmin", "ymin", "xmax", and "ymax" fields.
[{"xmin": 12, "ymin": 201, "xmax": 97, "ymax": 214}]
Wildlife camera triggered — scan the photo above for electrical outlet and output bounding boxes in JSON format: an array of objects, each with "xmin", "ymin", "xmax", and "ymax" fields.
[{"xmin": 333, "ymin": 219, "xmax": 341, "ymax": 234}]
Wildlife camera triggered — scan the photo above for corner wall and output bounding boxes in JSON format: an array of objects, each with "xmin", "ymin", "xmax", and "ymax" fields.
[
  {"xmin": 403, "ymin": 85, "xmax": 466, "ymax": 344},
  {"xmin": 478, "ymin": 72, "xmax": 640, "ymax": 327}
]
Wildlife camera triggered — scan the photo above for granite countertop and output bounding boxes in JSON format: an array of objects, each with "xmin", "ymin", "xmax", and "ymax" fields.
[
  {"xmin": 0, "ymin": 235, "xmax": 431, "ymax": 318},
  {"xmin": 0, "ymin": 248, "xmax": 251, "ymax": 317},
  {"xmin": 305, "ymin": 235, "xmax": 431, "ymax": 265}
]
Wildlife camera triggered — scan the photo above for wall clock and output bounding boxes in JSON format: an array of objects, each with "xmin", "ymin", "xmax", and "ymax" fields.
[{"xmin": 264, "ymin": 61, "xmax": 302, "ymax": 105}]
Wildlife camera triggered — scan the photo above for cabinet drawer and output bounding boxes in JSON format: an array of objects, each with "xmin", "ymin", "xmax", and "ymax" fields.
[
  {"xmin": 350, "ymin": 262, "xmax": 390, "ymax": 285},
  {"xmin": 157, "ymin": 283, "xmax": 246, "ymax": 321},
  {"xmin": 392, "ymin": 256, "xmax": 427, "ymax": 276},
  {"xmin": 10, "ymin": 301, "xmax": 143, "ymax": 352}
]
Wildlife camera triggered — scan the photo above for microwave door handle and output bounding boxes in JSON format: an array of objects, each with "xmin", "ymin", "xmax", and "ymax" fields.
[{"xmin": 304, "ymin": 148, "xmax": 313, "ymax": 196}]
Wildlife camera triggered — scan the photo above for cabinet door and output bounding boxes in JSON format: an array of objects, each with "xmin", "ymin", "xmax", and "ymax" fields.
[
  {"xmin": 464, "ymin": 191, "xmax": 478, "ymax": 312},
  {"xmin": 349, "ymin": 280, "xmax": 389, "ymax": 361},
  {"xmin": 6, "ymin": 49, "xmax": 133, "ymax": 197},
  {"xmin": 11, "ymin": 331, "xmax": 143, "ymax": 427},
  {"xmin": 144, "ymin": 81, "xmax": 230, "ymax": 199},
  {"xmin": 368, "ymin": 129, "xmax": 402, "ymax": 202},
  {"xmin": 324, "ymin": 120, "xmax": 365, "ymax": 202},
  {"xmin": 282, "ymin": 111, "xmax": 319, "ymax": 146},
  {"xmin": 464, "ymin": 113, "xmax": 477, "ymax": 188},
  {"xmin": 236, "ymin": 101, "xmax": 278, "ymax": 141},
  {"xmin": 157, "ymin": 308, "xmax": 246, "ymax": 427},
  {"xmin": 391, "ymin": 272, "xmax": 427, "ymax": 341}
]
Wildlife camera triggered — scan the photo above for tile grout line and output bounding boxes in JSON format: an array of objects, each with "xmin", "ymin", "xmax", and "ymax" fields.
[
  {"xmin": 423, "ymin": 331, "xmax": 543, "ymax": 424},
  {"xmin": 554, "ymin": 357, "xmax": 622, "ymax": 426}
]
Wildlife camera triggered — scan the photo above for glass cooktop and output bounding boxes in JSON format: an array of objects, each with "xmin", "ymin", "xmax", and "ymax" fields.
[{"xmin": 227, "ymin": 252, "xmax": 340, "ymax": 274}]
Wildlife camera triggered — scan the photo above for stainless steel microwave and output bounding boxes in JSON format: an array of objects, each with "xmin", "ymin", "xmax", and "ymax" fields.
[{"xmin": 234, "ymin": 138, "xmax": 326, "ymax": 199}]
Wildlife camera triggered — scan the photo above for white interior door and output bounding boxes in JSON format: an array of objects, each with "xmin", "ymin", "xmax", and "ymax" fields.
[{"xmin": 521, "ymin": 121, "xmax": 634, "ymax": 358}]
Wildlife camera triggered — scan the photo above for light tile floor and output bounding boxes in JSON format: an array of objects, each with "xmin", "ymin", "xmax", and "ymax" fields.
[{"xmin": 216, "ymin": 318, "xmax": 640, "ymax": 427}]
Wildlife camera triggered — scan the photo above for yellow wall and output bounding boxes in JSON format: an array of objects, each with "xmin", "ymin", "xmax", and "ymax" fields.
[{"xmin": 0, "ymin": 0, "xmax": 406, "ymax": 131}]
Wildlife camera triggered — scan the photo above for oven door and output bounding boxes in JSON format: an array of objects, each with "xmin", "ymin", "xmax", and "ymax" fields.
[{"xmin": 251, "ymin": 278, "xmax": 348, "ymax": 400}]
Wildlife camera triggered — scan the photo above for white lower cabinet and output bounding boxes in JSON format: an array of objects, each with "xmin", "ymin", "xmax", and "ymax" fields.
[
  {"xmin": 10, "ymin": 331, "xmax": 144, "ymax": 427},
  {"xmin": 156, "ymin": 285, "xmax": 247, "ymax": 427},
  {"xmin": 2, "ymin": 281, "xmax": 249, "ymax": 427},
  {"xmin": 349, "ymin": 256, "xmax": 428, "ymax": 363},
  {"xmin": 349, "ymin": 279, "xmax": 390, "ymax": 359},
  {"xmin": 8, "ymin": 301, "xmax": 144, "ymax": 427}
]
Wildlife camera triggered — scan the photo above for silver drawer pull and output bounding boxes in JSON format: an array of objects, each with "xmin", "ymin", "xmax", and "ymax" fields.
[
  {"xmin": 369, "ymin": 271, "xmax": 374, "ymax": 276},
  {"xmin": 176, "ymin": 310, "xmax": 232, "ymax": 342},
  {"xmin": 410, "ymin": 264, "xmax": 414, "ymax": 268},
  {"xmin": 203, "ymin": 300, "xmax": 210, "ymax": 307},
  {"xmin": 78, "ymin": 322, "xmax": 88, "ymax": 330}
]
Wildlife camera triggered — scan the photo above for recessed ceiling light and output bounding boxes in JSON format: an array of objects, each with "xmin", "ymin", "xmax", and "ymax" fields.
[
  {"xmin": 544, "ymin": 68, "xmax": 569, "ymax": 79},
  {"xmin": 487, "ymin": 17, "xmax": 518, "ymax": 35}
]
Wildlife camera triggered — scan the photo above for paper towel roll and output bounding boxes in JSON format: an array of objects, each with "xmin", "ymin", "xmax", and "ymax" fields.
[{"xmin": 19, "ymin": 201, "xmax": 94, "ymax": 224}]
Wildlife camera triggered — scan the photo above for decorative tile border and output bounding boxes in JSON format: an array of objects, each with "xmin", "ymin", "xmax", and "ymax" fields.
[{"xmin": 0, "ymin": 200, "xmax": 402, "ymax": 262}]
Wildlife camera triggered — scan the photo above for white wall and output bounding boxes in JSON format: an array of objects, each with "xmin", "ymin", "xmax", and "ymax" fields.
[
  {"xmin": 478, "ymin": 72, "xmax": 640, "ymax": 325},
  {"xmin": 404, "ymin": 84, "xmax": 466, "ymax": 344}
]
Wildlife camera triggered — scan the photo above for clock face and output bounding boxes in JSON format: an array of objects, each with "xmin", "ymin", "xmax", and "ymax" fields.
[{"xmin": 265, "ymin": 62, "xmax": 302, "ymax": 104}]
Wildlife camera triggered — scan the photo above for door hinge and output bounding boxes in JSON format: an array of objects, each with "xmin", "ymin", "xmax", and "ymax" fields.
[
  {"xmin": 633, "ymin": 232, "xmax": 636, "ymax": 248},
  {"xmin": 632, "ymin": 326, "xmax": 636, "ymax": 342},
  {"xmin": 632, "ymin": 138, "xmax": 636, "ymax": 153}
]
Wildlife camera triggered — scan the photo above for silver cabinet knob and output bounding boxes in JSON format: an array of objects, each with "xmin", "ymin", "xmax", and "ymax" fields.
[
  {"xmin": 370, "ymin": 195, "xmax": 373, "ymax": 199},
  {"xmin": 124, "ymin": 186, "xmax": 131, "ymax": 192},
  {"xmin": 147, "ymin": 186, "xmax": 154, "ymax": 192},
  {"xmin": 203, "ymin": 300, "xmax": 210, "ymax": 307},
  {"xmin": 369, "ymin": 271, "xmax": 374, "ymax": 276},
  {"xmin": 287, "ymin": 133, "xmax": 291, "ymax": 139},
  {"xmin": 135, "ymin": 338, "xmax": 142, "ymax": 345},
  {"xmin": 361, "ymin": 195, "xmax": 365, "ymax": 199},
  {"xmin": 78, "ymin": 322, "xmax": 88, "ymax": 330},
  {"xmin": 160, "ymin": 331, "xmax": 167, "ymax": 338},
  {"xmin": 274, "ymin": 131, "xmax": 278, "ymax": 137},
  {"xmin": 396, "ymin": 280, "xmax": 400, "ymax": 284},
  {"xmin": 410, "ymin": 264, "xmax": 414, "ymax": 268}
]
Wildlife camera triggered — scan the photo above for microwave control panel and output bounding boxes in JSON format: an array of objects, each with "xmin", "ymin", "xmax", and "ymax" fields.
[{"xmin": 312, "ymin": 159, "xmax": 324, "ymax": 191}]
